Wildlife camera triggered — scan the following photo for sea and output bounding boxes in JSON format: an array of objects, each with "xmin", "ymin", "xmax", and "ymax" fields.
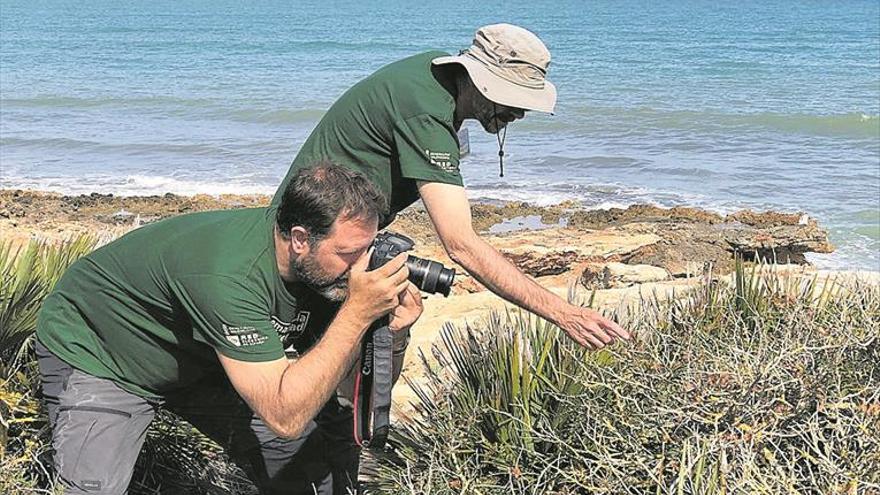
[{"xmin": 1, "ymin": 0, "xmax": 878, "ymax": 270}]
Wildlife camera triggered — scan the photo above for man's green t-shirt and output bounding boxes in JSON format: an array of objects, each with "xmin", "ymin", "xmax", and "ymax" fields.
[
  {"xmin": 37, "ymin": 208, "xmax": 335, "ymax": 399},
  {"xmin": 273, "ymin": 51, "xmax": 463, "ymax": 221}
]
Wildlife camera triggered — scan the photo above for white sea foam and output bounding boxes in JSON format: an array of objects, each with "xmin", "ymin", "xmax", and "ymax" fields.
[{"xmin": 0, "ymin": 174, "xmax": 276, "ymax": 197}]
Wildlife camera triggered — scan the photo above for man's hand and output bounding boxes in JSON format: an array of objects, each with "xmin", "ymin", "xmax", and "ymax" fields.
[
  {"xmin": 555, "ymin": 304, "xmax": 631, "ymax": 349},
  {"xmin": 342, "ymin": 249, "xmax": 410, "ymax": 325},
  {"xmin": 389, "ymin": 283, "xmax": 423, "ymax": 333}
]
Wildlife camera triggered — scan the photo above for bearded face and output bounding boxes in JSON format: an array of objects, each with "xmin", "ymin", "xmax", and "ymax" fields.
[{"xmin": 290, "ymin": 249, "xmax": 349, "ymax": 301}]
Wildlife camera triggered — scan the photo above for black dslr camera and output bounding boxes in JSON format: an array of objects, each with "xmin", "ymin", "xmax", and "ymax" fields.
[{"xmin": 369, "ymin": 232, "xmax": 455, "ymax": 296}]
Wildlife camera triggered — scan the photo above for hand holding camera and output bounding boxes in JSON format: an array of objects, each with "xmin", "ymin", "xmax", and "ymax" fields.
[{"xmin": 343, "ymin": 249, "xmax": 410, "ymax": 327}]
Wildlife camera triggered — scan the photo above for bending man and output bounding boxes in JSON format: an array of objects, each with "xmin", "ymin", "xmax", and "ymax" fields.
[
  {"xmin": 36, "ymin": 163, "xmax": 419, "ymax": 494},
  {"xmin": 275, "ymin": 23, "xmax": 629, "ymax": 349}
]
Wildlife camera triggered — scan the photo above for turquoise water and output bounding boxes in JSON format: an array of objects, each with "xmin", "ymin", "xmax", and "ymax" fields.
[{"xmin": 1, "ymin": 0, "xmax": 878, "ymax": 269}]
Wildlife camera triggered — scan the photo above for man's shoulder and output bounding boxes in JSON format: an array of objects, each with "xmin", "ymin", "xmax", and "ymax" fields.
[
  {"xmin": 354, "ymin": 50, "xmax": 455, "ymax": 117},
  {"xmin": 381, "ymin": 50, "xmax": 451, "ymax": 72},
  {"xmin": 113, "ymin": 206, "xmax": 275, "ymax": 279}
]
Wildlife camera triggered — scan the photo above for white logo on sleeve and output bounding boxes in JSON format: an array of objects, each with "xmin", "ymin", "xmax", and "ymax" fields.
[
  {"xmin": 221, "ymin": 324, "xmax": 269, "ymax": 347},
  {"xmin": 424, "ymin": 148, "xmax": 458, "ymax": 173}
]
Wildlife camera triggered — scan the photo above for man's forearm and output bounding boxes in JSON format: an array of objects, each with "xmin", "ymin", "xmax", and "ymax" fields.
[
  {"xmin": 270, "ymin": 309, "xmax": 367, "ymax": 437},
  {"xmin": 448, "ymin": 234, "xmax": 567, "ymax": 324}
]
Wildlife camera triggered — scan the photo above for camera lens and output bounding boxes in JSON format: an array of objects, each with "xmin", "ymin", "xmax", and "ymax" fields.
[{"xmin": 406, "ymin": 256, "xmax": 455, "ymax": 296}]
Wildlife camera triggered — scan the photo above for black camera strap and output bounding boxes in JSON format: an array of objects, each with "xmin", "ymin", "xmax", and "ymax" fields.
[{"xmin": 353, "ymin": 315, "xmax": 393, "ymax": 450}]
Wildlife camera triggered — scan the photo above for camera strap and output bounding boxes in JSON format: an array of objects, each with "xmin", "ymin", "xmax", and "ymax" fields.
[{"xmin": 352, "ymin": 316, "xmax": 393, "ymax": 450}]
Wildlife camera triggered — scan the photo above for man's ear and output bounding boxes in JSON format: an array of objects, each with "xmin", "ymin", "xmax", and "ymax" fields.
[{"xmin": 289, "ymin": 226, "xmax": 311, "ymax": 255}]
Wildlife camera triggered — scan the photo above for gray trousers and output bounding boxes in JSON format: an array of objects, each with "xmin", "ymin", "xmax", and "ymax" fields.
[{"xmin": 36, "ymin": 340, "xmax": 360, "ymax": 494}]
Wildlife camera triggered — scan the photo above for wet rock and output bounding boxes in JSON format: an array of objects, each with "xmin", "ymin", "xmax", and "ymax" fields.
[
  {"xmin": 727, "ymin": 210, "xmax": 805, "ymax": 228},
  {"xmin": 622, "ymin": 217, "xmax": 833, "ymax": 276},
  {"xmin": 110, "ymin": 209, "xmax": 135, "ymax": 225},
  {"xmin": 568, "ymin": 205, "xmax": 723, "ymax": 229}
]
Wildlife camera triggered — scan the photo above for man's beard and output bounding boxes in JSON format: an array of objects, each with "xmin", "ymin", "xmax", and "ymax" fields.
[{"xmin": 291, "ymin": 253, "xmax": 348, "ymax": 301}]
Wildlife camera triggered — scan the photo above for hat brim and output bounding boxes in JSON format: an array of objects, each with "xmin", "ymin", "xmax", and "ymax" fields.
[{"xmin": 433, "ymin": 55, "xmax": 556, "ymax": 114}]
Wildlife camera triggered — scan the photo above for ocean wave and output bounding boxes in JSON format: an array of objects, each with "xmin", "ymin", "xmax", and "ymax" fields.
[
  {"xmin": 0, "ymin": 96, "xmax": 326, "ymax": 125},
  {"xmin": 465, "ymin": 181, "xmax": 711, "ymax": 210},
  {"xmin": 0, "ymin": 174, "xmax": 275, "ymax": 197},
  {"xmin": 223, "ymin": 108, "xmax": 325, "ymax": 124},
  {"xmin": 559, "ymin": 106, "xmax": 880, "ymax": 139},
  {"xmin": 0, "ymin": 137, "xmax": 230, "ymax": 155},
  {"xmin": 1, "ymin": 95, "xmax": 220, "ymax": 110}
]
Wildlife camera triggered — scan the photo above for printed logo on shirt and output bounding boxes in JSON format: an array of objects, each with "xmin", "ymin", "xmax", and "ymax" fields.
[
  {"xmin": 424, "ymin": 149, "xmax": 458, "ymax": 173},
  {"xmin": 272, "ymin": 312, "xmax": 310, "ymax": 338},
  {"xmin": 272, "ymin": 311, "xmax": 311, "ymax": 353},
  {"xmin": 221, "ymin": 324, "xmax": 269, "ymax": 347}
]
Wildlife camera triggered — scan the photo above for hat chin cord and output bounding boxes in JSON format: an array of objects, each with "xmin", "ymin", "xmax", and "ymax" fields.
[{"xmin": 493, "ymin": 103, "xmax": 507, "ymax": 178}]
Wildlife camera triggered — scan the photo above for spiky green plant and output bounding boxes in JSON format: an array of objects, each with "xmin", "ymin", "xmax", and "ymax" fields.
[
  {"xmin": 0, "ymin": 236, "xmax": 97, "ymax": 377},
  {"xmin": 1, "ymin": 235, "xmax": 97, "ymax": 493},
  {"xmin": 0, "ymin": 236, "xmax": 256, "ymax": 494},
  {"xmin": 368, "ymin": 264, "xmax": 880, "ymax": 494}
]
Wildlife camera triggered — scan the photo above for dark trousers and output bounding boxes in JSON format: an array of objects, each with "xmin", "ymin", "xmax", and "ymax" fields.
[{"xmin": 36, "ymin": 340, "xmax": 359, "ymax": 494}]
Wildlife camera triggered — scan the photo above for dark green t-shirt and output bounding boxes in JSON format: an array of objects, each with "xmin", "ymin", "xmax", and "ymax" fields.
[
  {"xmin": 273, "ymin": 51, "xmax": 463, "ymax": 222},
  {"xmin": 37, "ymin": 208, "xmax": 336, "ymax": 399}
]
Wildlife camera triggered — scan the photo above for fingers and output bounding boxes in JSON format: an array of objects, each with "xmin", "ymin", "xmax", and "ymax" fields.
[
  {"xmin": 597, "ymin": 315, "xmax": 630, "ymax": 340},
  {"xmin": 389, "ymin": 263, "xmax": 410, "ymax": 287},
  {"xmin": 376, "ymin": 252, "xmax": 409, "ymax": 276},
  {"xmin": 352, "ymin": 247, "xmax": 372, "ymax": 272},
  {"xmin": 583, "ymin": 332, "xmax": 604, "ymax": 350},
  {"xmin": 393, "ymin": 279, "xmax": 411, "ymax": 298},
  {"xmin": 563, "ymin": 306, "xmax": 632, "ymax": 350},
  {"xmin": 402, "ymin": 282, "xmax": 421, "ymax": 305},
  {"xmin": 406, "ymin": 283, "xmax": 423, "ymax": 310},
  {"xmin": 405, "ymin": 282, "xmax": 420, "ymax": 299}
]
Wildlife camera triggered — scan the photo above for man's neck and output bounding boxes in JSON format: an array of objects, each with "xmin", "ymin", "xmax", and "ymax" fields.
[{"xmin": 432, "ymin": 65, "xmax": 467, "ymax": 130}]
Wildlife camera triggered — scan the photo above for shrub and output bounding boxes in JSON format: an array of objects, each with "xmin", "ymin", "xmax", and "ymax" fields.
[{"xmin": 368, "ymin": 264, "xmax": 880, "ymax": 494}]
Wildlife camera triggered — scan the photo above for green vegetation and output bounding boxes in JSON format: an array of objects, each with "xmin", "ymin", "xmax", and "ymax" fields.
[
  {"xmin": 1, "ymin": 236, "xmax": 97, "ymax": 493},
  {"xmin": 368, "ymin": 263, "xmax": 880, "ymax": 494},
  {"xmin": 2, "ymin": 238, "xmax": 877, "ymax": 494}
]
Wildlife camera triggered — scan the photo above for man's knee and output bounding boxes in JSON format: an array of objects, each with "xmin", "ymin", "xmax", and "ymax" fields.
[{"xmin": 38, "ymin": 342, "xmax": 155, "ymax": 493}]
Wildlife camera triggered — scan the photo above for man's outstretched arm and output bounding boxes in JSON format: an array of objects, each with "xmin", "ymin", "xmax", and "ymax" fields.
[{"xmin": 417, "ymin": 181, "xmax": 630, "ymax": 349}]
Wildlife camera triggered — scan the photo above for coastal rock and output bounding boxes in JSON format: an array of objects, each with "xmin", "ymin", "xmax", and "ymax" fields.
[
  {"xmin": 568, "ymin": 205, "xmax": 724, "ymax": 229},
  {"xmin": 0, "ymin": 191, "xmax": 835, "ymax": 288},
  {"xmin": 503, "ymin": 250, "xmax": 582, "ymax": 277},
  {"xmin": 727, "ymin": 209, "xmax": 806, "ymax": 228},
  {"xmin": 624, "ymin": 240, "xmax": 732, "ymax": 277},
  {"xmin": 580, "ymin": 262, "xmax": 672, "ymax": 289}
]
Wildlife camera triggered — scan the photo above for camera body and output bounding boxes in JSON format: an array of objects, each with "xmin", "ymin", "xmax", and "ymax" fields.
[
  {"xmin": 370, "ymin": 231, "xmax": 454, "ymax": 297},
  {"xmin": 369, "ymin": 231, "xmax": 415, "ymax": 269}
]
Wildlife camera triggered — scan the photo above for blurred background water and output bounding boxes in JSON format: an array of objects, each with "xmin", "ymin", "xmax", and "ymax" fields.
[{"xmin": 1, "ymin": 0, "xmax": 878, "ymax": 269}]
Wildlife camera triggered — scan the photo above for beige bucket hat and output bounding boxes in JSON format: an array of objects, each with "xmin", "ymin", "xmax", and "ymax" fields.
[{"xmin": 433, "ymin": 23, "xmax": 556, "ymax": 114}]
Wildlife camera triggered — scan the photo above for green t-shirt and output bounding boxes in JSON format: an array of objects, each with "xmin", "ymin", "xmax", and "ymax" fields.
[
  {"xmin": 273, "ymin": 51, "xmax": 463, "ymax": 222},
  {"xmin": 37, "ymin": 207, "xmax": 337, "ymax": 399}
]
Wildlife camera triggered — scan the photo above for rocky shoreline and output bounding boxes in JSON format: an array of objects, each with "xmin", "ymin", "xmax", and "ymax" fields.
[
  {"xmin": 0, "ymin": 188, "xmax": 858, "ymax": 408},
  {"xmin": 0, "ymin": 188, "xmax": 836, "ymax": 287}
]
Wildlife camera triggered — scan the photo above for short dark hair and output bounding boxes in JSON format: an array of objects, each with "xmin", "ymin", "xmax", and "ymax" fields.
[{"xmin": 276, "ymin": 162, "xmax": 387, "ymax": 242}]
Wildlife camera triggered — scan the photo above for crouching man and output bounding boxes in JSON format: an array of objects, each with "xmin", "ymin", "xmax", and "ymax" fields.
[{"xmin": 35, "ymin": 163, "xmax": 421, "ymax": 494}]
